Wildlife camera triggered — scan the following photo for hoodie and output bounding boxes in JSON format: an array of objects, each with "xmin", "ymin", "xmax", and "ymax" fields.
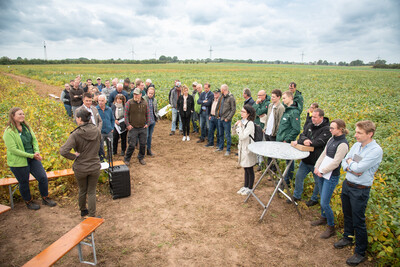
[{"xmin": 60, "ymin": 123, "xmax": 101, "ymax": 173}]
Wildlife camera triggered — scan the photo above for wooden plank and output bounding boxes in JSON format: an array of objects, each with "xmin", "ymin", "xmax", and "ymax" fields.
[
  {"xmin": 294, "ymin": 144, "xmax": 314, "ymax": 152},
  {"xmin": 0, "ymin": 204, "xmax": 11, "ymax": 214},
  {"xmin": 0, "ymin": 161, "xmax": 125, "ymax": 187},
  {"xmin": 23, "ymin": 217, "xmax": 104, "ymax": 267}
]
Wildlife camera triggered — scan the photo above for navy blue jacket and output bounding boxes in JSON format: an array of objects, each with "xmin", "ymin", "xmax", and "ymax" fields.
[
  {"xmin": 197, "ymin": 91, "xmax": 214, "ymax": 114},
  {"xmin": 108, "ymin": 90, "xmax": 129, "ymax": 107}
]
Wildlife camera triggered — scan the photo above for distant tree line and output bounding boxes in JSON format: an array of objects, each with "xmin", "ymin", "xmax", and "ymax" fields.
[{"xmin": 0, "ymin": 56, "xmax": 398, "ymax": 68}]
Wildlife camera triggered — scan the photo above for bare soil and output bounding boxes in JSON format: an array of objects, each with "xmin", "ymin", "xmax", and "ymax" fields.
[{"xmin": 0, "ymin": 74, "xmax": 370, "ymax": 266}]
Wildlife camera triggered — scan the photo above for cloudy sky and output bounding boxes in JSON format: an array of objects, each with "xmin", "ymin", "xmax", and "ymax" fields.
[{"xmin": 0, "ymin": 0, "xmax": 399, "ymax": 63}]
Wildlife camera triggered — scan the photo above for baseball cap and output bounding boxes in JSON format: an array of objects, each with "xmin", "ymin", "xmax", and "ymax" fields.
[
  {"xmin": 192, "ymin": 82, "xmax": 198, "ymax": 86},
  {"xmin": 96, "ymin": 77, "xmax": 101, "ymax": 80},
  {"xmin": 133, "ymin": 88, "xmax": 141, "ymax": 95}
]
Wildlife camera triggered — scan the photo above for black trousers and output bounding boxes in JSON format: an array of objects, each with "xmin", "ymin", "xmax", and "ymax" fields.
[
  {"xmin": 244, "ymin": 166, "xmax": 255, "ymax": 189},
  {"xmin": 181, "ymin": 114, "xmax": 191, "ymax": 136},
  {"xmin": 113, "ymin": 128, "xmax": 127, "ymax": 154}
]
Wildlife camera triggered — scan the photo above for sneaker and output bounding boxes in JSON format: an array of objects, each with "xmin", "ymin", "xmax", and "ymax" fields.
[
  {"xmin": 42, "ymin": 197, "xmax": 57, "ymax": 207},
  {"xmin": 306, "ymin": 199, "xmax": 319, "ymax": 207},
  {"xmin": 224, "ymin": 151, "xmax": 230, "ymax": 156},
  {"xmin": 147, "ymin": 150, "xmax": 154, "ymax": 156},
  {"xmin": 196, "ymin": 138, "xmax": 205, "ymax": 143},
  {"xmin": 346, "ymin": 253, "xmax": 366, "ymax": 266},
  {"xmin": 215, "ymin": 148, "xmax": 223, "ymax": 152},
  {"xmin": 256, "ymin": 165, "xmax": 262, "ymax": 172},
  {"xmin": 180, "ymin": 130, "xmax": 184, "ymax": 135},
  {"xmin": 26, "ymin": 200, "xmax": 40, "ymax": 210},
  {"xmin": 204, "ymin": 144, "xmax": 213, "ymax": 147},
  {"xmin": 237, "ymin": 187, "xmax": 246, "ymax": 194},
  {"xmin": 186, "ymin": 136, "xmax": 190, "ymax": 141},
  {"xmin": 182, "ymin": 136, "xmax": 186, "ymax": 141},
  {"xmin": 124, "ymin": 159, "xmax": 130, "ymax": 167},
  {"xmin": 241, "ymin": 188, "xmax": 251, "ymax": 196},
  {"xmin": 139, "ymin": 159, "xmax": 146, "ymax": 165},
  {"xmin": 81, "ymin": 209, "xmax": 89, "ymax": 217},
  {"xmin": 334, "ymin": 237, "xmax": 353, "ymax": 249},
  {"xmin": 169, "ymin": 131, "xmax": 175, "ymax": 136}
]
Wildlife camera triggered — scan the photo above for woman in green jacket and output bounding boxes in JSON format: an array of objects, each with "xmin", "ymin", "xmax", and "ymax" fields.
[{"xmin": 3, "ymin": 107, "xmax": 56, "ymax": 210}]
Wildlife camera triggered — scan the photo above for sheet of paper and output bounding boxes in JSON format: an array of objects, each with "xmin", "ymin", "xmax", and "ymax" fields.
[
  {"xmin": 158, "ymin": 104, "xmax": 171, "ymax": 117},
  {"xmin": 318, "ymin": 156, "xmax": 334, "ymax": 180},
  {"xmin": 100, "ymin": 162, "xmax": 109, "ymax": 170}
]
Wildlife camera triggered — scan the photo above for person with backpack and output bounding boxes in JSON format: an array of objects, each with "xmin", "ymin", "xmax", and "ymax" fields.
[{"xmin": 235, "ymin": 105, "xmax": 257, "ymax": 196}]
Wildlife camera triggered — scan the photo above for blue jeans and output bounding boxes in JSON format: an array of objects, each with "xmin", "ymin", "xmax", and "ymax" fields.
[
  {"xmin": 147, "ymin": 122, "xmax": 156, "ymax": 151},
  {"xmin": 317, "ymin": 175, "xmax": 340, "ymax": 226},
  {"xmin": 218, "ymin": 119, "xmax": 232, "ymax": 152},
  {"xmin": 64, "ymin": 104, "xmax": 72, "ymax": 117},
  {"xmin": 284, "ymin": 160, "xmax": 295, "ymax": 185},
  {"xmin": 341, "ymin": 180, "xmax": 371, "ymax": 256},
  {"xmin": 171, "ymin": 108, "xmax": 182, "ymax": 132},
  {"xmin": 191, "ymin": 112, "xmax": 199, "ymax": 132},
  {"xmin": 207, "ymin": 116, "xmax": 220, "ymax": 146},
  {"xmin": 199, "ymin": 110, "xmax": 208, "ymax": 140},
  {"xmin": 293, "ymin": 162, "xmax": 319, "ymax": 201},
  {"xmin": 10, "ymin": 158, "xmax": 49, "ymax": 201}
]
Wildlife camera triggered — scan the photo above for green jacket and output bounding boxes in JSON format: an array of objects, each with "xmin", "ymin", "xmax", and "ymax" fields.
[
  {"xmin": 294, "ymin": 90, "xmax": 304, "ymax": 112},
  {"xmin": 276, "ymin": 105, "xmax": 301, "ymax": 142},
  {"xmin": 194, "ymin": 92, "xmax": 201, "ymax": 114},
  {"xmin": 3, "ymin": 125, "xmax": 39, "ymax": 167},
  {"xmin": 252, "ymin": 96, "xmax": 271, "ymax": 128}
]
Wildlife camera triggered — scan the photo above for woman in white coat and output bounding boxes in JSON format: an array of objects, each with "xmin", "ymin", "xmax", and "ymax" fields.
[{"xmin": 235, "ymin": 104, "xmax": 257, "ymax": 196}]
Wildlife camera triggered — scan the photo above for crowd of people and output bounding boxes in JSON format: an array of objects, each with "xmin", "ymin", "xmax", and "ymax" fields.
[{"xmin": 4, "ymin": 76, "xmax": 383, "ymax": 266}]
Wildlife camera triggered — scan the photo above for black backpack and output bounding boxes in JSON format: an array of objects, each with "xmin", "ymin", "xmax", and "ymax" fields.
[{"xmin": 245, "ymin": 121, "xmax": 264, "ymax": 142}]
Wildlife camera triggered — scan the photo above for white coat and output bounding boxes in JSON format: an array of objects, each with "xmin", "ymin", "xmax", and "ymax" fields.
[{"xmin": 236, "ymin": 119, "xmax": 257, "ymax": 168}]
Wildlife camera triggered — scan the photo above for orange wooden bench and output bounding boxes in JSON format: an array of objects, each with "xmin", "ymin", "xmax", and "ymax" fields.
[
  {"xmin": 1, "ymin": 161, "xmax": 125, "ymax": 208},
  {"xmin": 0, "ymin": 204, "xmax": 11, "ymax": 214},
  {"xmin": 23, "ymin": 217, "xmax": 105, "ymax": 266}
]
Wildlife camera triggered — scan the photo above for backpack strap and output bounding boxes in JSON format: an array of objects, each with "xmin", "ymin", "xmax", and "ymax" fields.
[{"xmin": 244, "ymin": 121, "xmax": 255, "ymax": 142}]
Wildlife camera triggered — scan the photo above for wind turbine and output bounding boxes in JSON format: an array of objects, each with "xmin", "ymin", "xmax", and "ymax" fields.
[
  {"xmin": 129, "ymin": 45, "xmax": 136, "ymax": 60},
  {"xmin": 209, "ymin": 45, "xmax": 213, "ymax": 60},
  {"xmin": 43, "ymin": 41, "xmax": 47, "ymax": 60}
]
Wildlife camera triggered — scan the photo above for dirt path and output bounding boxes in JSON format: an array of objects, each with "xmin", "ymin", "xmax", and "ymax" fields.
[{"xmin": 0, "ymin": 74, "xmax": 369, "ymax": 266}]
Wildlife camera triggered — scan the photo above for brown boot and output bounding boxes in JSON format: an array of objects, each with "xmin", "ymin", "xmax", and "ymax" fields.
[
  {"xmin": 310, "ymin": 216, "xmax": 327, "ymax": 226},
  {"xmin": 320, "ymin": 225, "xmax": 335, "ymax": 239}
]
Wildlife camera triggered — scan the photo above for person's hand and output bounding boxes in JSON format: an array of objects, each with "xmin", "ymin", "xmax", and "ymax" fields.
[
  {"xmin": 235, "ymin": 120, "xmax": 242, "ymax": 127},
  {"xmin": 75, "ymin": 152, "xmax": 80, "ymax": 157},
  {"xmin": 303, "ymin": 139, "xmax": 312, "ymax": 146},
  {"xmin": 33, "ymin": 153, "xmax": 42, "ymax": 161},
  {"xmin": 259, "ymin": 114, "xmax": 265, "ymax": 118},
  {"xmin": 256, "ymin": 98, "xmax": 261, "ymax": 104},
  {"xmin": 346, "ymin": 158, "xmax": 353, "ymax": 165},
  {"xmin": 209, "ymin": 116, "xmax": 211, "ymax": 120},
  {"xmin": 116, "ymin": 120, "xmax": 120, "ymax": 125},
  {"xmin": 144, "ymin": 124, "xmax": 148, "ymax": 128},
  {"xmin": 127, "ymin": 125, "xmax": 133, "ymax": 131},
  {"xmin": 314, "ymin": 168, "xmax": 323, "ymax": 177},
  {"xmin": 225, "ymin": 119, "xmax": 228, "ymax": 122},
  {"xmin": 291, "ymin": 141, "xmax": 297, "ymax": 147},
  {"xmin": 203, "ymin": 100, "xmax": 208, "ymax": 103}
]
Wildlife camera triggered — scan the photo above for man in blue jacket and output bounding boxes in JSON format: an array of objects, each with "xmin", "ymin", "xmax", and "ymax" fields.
[
  {"xmin": 97, "ymin": 95, "xmax": 115, "ymax": 160},
  {"xmin": 197, "ymin": 82, "xmax": 214, "ymax": 143}
]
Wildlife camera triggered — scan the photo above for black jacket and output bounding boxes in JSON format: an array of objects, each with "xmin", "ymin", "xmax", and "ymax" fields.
[
  {"xmin": 177, "ymin": 94, "xmax": 194, "ymax": 118},
  {"xmin": 298, "ymin": 117, "xmax": 331, "ymax": 165}
]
